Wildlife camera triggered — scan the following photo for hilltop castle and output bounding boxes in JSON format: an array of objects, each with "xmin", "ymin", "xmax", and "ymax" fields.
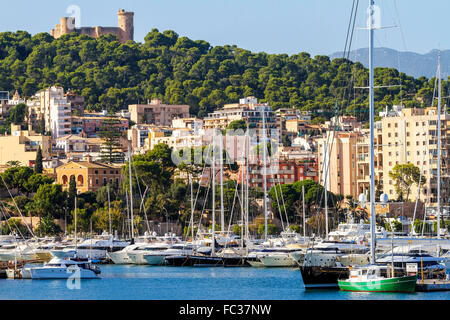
[{"xmin": 51, "ymin": 9, "xmax": 134, "ymax": 43}]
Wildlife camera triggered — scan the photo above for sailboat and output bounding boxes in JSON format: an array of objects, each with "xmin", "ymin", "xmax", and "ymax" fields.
[{"xmin": 337, "ymin": 0, "xmax": 417, "ymax": 293}]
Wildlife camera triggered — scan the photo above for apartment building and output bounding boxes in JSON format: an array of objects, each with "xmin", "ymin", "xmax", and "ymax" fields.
[
  {"xmin": 317, "ymin": 106, "xmax": 450, "ymax": 205},
  {"xmin": 71, "ymin": 113, "xmax": 129, "ymax": 136},
  {"xmin": 380, "ymin": 107, "xmax": 450, "ymax": 204},
  {"xmin": 317, "ymin": 131, "xmax": 362, "ymax": 199},
  {"xmin": 127, "ymin": 124, "xmax": 169, "ymax": 153},
  {"xmin": 0, "ymin": 124, "xmax": 52, "ymax": 167},
  {"xmin": 242, "ymin": 158, "xmax": 318, "ymax": 189},
  {"xmin": 27, "ymin": 87, "xmax": 72, "ymax": 138},
  {"xmin": 203, "ymin": 97, "xmax": 278, "ymax": 135},
  {"xmin": 128, "ymin": 99, "xmax": 190, "ymax": 126}
]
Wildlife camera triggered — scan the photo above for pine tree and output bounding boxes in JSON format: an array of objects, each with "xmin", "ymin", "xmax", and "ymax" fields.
[
  {"xmin": 35, "ymin": 146, "xmax": 43, "ymax": 173},
  {"xmin": 98, "ymin": 114, "xmax": 125, "ymax": 163},
  {"xmin": 68, "ymin": 175, "xmax": 77, "ymax": 211}
]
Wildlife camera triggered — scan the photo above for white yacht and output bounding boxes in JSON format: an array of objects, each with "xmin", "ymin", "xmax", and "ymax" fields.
[
  {"xmin": 246, "ymin": 247, "xmax": 303, "ymax": 267},
  {"xmin": 143, "ymin": 244, "xmax": 195, "ymax": 265},
  {"xmin": 107, "ymin": 243, "xmax": 142, "ymax": 264},
  {"xmin": 262, "ymin": 230, "xmax": 310, "ymax": 248},
  {"xmin": 22, "ymin": 257, "xmax": 101, "ymax": 279},
  {"xmin": 258, "ymin": 252, "xmax": 300, "ymax": 267},
  {"xmin": 328, "ymin": 221, "xmax": 371, "ymax": 242},
  {"xmin": 127, "ymin": 243, "xmax": 171, "ymax": 264},
  {"xmin": 51, "ymin": 235, "xmax": 129, "ymax": 261}
]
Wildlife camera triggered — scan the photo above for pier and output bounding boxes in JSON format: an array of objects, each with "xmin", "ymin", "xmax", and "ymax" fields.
[{"xmin": 416, "ymin": 279, "xmax": 450, "ymax": 292}]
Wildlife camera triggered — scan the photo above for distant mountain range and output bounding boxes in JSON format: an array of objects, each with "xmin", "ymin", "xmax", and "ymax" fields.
[{"xmin": 329, "ymin": 48, "xmax": 450, "ymax": 79}]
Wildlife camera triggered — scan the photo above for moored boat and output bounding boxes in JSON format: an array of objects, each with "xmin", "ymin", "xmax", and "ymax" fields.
[
  {"xmin": 338, "ymin": 265, "xmax": 417, "ymax": 292},
  {"xmin": 23, "ymin": 257, "xmax": 101, "ymax": 279}
]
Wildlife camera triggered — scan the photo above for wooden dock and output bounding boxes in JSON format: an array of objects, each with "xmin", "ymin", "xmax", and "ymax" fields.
[{"xmin": 416, "ymin": 279, "xmax": 450, "ymax": 292}]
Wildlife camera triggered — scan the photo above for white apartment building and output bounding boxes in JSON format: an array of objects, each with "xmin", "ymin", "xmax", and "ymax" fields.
[{"xmin": 28, "ymin": 87, "xmax": 72, "ymax": 138}]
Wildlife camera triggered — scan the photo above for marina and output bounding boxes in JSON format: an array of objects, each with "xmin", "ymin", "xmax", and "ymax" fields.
[
  {"xmin": 0, "ymin": 265, "xmax": 448, "ymax": 300},
  {"xmin": 0, "ymin": 0, "xmax": 449, "ymax": 307}
]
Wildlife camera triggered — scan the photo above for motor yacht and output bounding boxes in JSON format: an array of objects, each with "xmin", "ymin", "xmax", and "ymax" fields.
[
  {"xmin": 143, "ymin": 243, "xmax": 195, "ymax": 265},
  {"xmin": 22, "ymin": 256, "xmax": 101, "ymax": 279},
  {"xmin": 127, "ymin": 243, "xmax": 171, "ymax": 264},
  {"xmin": 51, "ymin": 234, "xmax": 129, "ymax": 261}
]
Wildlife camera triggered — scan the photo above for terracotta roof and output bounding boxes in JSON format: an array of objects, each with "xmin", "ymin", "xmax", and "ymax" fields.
[
  {"xmin": 56, "ymin": 134, "xmax": 87, "ymax": 141},
  {"xmin": 56, "ymin": 161, "xmax": 122, "ymax": 170}
]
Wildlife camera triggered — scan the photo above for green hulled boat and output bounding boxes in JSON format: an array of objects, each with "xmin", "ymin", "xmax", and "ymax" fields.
[{"xmin": 338, "ymin": 265, "xmax": 418, "ymax": 293}]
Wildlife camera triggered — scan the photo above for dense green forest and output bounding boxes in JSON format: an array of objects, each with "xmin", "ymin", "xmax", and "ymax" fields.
[{"xmin": 0, "ymin": 29, "xmax": 448, "ymax": 120}]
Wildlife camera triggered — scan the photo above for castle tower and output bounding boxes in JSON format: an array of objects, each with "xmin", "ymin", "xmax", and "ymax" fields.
[
  {"xmin": 117, "ymin": 9, "xmax": 134, "ymax": 43},
  {"xmin": 52, "ymin": 17, "xmax": 76, "ymax": 38}
]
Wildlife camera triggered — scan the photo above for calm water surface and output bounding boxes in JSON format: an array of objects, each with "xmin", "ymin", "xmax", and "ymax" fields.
[{"xmin": 0, "ymin": 265, "xmax": 449, "ymax": 300}]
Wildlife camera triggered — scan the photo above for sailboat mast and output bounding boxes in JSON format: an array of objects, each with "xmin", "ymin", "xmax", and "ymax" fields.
[
  {"xmin": 368, "ymin": 0, "xmax": 376, "ymax": 264},
  {"xmin": 211, "ymin": 134, "xmax": 216, "ymax": 255},
  {"xmin": 108, "ymin": 184, "xmax": 112, "ymax": 235},
  {"xmin": 125, "ymin": 188, "xmax": 130, "ymax": 238},
  {"xmin": 437, "ymin": 51, "xmax": 442, "ymax": 239},
  {"xmin": 128, "ymin": 146, "xmax": 135, "ymax": 239},
  {"xmin": 190, "ymin": 173, "xmax": 195, "ymax": 241},
  {"xmin": 240, "ymin": 141, "xmax": 245, "ymax": 248},
  {"xmin": 245, "ymin": 124, "xmax": 250, "ymax": 245},
  {"xmin": 302, "ymin": 185, "xmax": 306, "ymax": 243},
  {"xmin": 262, "ymin": 106, "xmax": 268, "ymax": 241},
  {"xmin": 75, "ymin": 195, "xmax": 78, "ymax": 252},
  {"xmin": 324, "ymin": 169, "xmax": 328, "ymax": 239},
  {"xmin": 220, "ymin": 135, "xmax": 224, "ymax": 233}
]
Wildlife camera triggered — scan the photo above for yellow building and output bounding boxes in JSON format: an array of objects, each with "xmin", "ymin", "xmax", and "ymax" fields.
[
  {"xmin": 0, "ymin": 124, "xmax": 51, "ymax": 167},
  {"xmin": 55, "ymin": 155, "xmax": 122, "ymax": 193},
  {"xmin": 317, "ymin": 107, "xmax": 450, "ymax": 204},
  {"xmin": 317, "ymin": 131, "xmax": 362, "ymax": 199},
  {"xmin": 380, "ymin": 107, "xmax": 450, "ymax": 203}
]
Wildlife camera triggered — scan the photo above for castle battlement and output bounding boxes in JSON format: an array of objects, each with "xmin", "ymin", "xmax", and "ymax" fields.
[{"xmin": 51, "ymin": 9, "xmax": 134, "ymax": 43}]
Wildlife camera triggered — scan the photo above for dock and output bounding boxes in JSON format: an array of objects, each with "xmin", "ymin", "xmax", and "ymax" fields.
[{"xmin": 416, "ymin": 279, "xmax": 450, "ymax": 292}]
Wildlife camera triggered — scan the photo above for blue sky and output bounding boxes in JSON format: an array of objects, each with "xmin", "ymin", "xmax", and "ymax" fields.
[{"xmin": 1, "ymin": 0, "xmax": 449, "ymax": 56}]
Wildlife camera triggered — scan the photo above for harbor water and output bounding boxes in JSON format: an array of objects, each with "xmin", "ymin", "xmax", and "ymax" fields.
[{"xmin": 0, "ymin": 265, "xmax": 449, "ymax": 300}]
